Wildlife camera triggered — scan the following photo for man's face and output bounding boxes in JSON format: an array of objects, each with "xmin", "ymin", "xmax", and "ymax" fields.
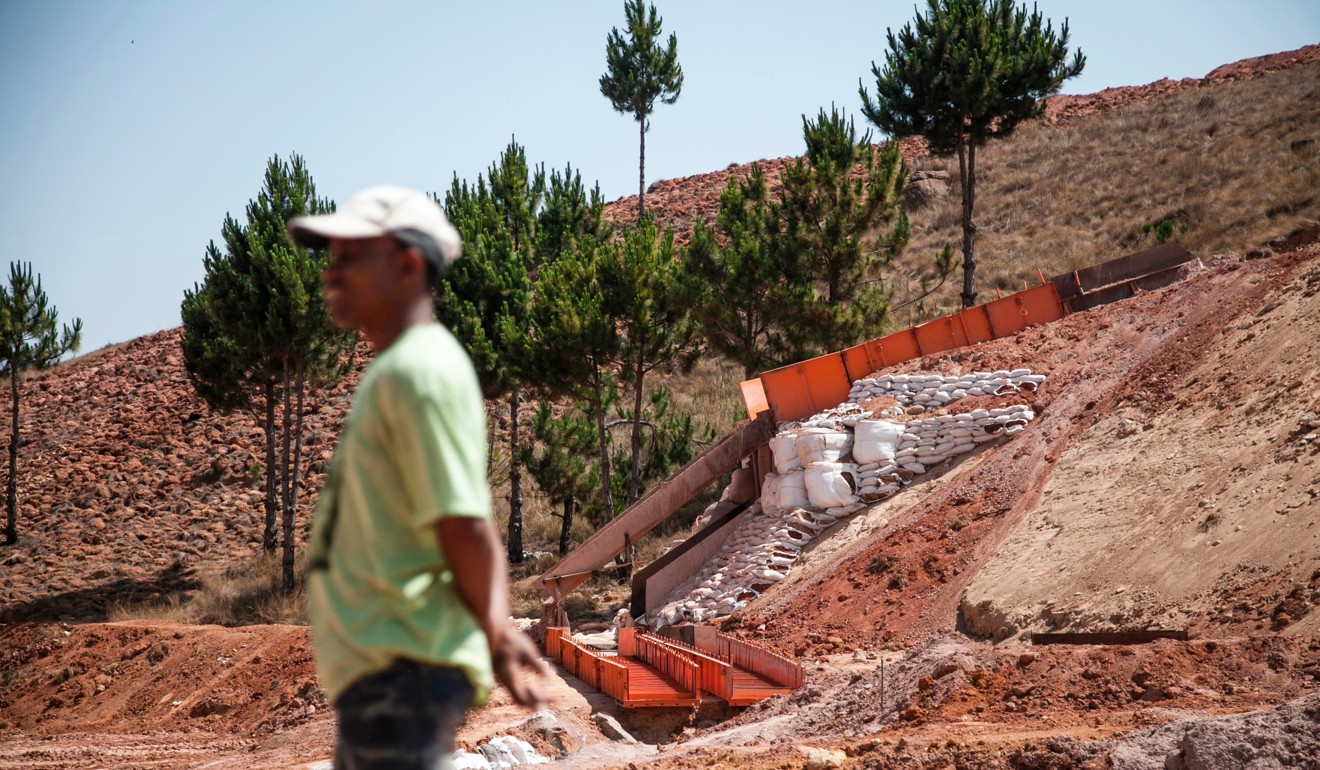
[{"xmin": 322, "ymin": 235, "xmax": 407, "ymax": 330}]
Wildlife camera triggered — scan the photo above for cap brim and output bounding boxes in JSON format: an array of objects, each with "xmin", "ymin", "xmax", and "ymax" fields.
[{"xmin": 286, "ymin": 213, "xmax": 390, "ymax": 249}]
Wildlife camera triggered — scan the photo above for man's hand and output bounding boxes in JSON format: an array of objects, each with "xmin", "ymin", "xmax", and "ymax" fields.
[
  {"xmin": 489, "ymin": 626, "xmax": 551, "ymax": 710},
  {"xmin": 436, "ymin": 516, "xmax": 553, "ymax": 711}
]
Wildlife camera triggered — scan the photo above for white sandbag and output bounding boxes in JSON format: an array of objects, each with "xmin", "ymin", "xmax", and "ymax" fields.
[
  {"xmin": 769, "ymin": 433, "xmax": 802, "ymax": 474},
  {"xmin": 826, "ymin": 502, "xmax": 866, "ymax": 517},
  {"xmin": 853, "ymin": 419, "xmax": 906, "ymax": 464},
  {"xmin": 776, "ymin": 471, "xmax": 810, "ymax": 510},
  {"xmin": 804, "ymin": 462, "xmax": 860, "ymax": 509},
  {"xmin": 795, "ymin": 428, "xmax": 853, "ymax": 465},
  {"xmin": 759, "ymin": 473, "xmax": 782, "ymax": 512}
]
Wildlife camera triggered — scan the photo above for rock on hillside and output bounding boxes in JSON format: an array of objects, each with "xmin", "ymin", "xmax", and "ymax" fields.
[{"xmin": 0, "ymin": 330, "xmax": 363, "ymax": 623}]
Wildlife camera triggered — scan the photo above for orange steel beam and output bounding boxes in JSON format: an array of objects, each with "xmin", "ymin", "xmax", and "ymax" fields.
[{"xmin": 537, "ymin": 411, "xmax": 776, "ymax": 603}]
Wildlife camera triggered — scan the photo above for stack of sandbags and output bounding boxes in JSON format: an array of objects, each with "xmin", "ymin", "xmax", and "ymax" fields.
[
  {"xmin": 649, "ymin": 368, "xmax": 1045, "ymax": 629},
  {"xmin": 847, "ymin": 369, "xmax": 1045, "ymax": 413},
  {"xmin": 651, "ymin": 500, "xmax": 858, "ymax": 627},
  {"xmin": 854, "ymin": 404, "xmax": 1035, "ymax": 497}
]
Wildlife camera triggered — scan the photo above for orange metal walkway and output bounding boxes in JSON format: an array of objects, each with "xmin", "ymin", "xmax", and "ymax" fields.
[
  {"xmin": 615, "ymin": 656, "xmax": 700, "ymax": 708},
  {"xmin": 544, "ymin": 627, "xmax": 800, "ymax": 708}
]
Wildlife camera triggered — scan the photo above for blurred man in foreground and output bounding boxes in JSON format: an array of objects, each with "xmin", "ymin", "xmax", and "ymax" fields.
[{"xmin": 288, "ymin": 186, "xmax": 548, "ymax": 770}]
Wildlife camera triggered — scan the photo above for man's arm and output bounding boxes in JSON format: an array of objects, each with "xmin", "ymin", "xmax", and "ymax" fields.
[{"xmin": 436, "ymin": 517, "xmax": 550, "ymax": 709}]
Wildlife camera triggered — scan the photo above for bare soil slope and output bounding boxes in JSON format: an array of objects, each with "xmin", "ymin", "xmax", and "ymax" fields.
[{"xmin": 732, "ymin": 245, "xmax": 1320, "ymax": 661}]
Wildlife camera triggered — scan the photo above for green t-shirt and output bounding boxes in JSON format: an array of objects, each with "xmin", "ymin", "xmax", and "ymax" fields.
[{"xmin": 307, "ymin": 323, "xmax": 493, "ymax": 705}]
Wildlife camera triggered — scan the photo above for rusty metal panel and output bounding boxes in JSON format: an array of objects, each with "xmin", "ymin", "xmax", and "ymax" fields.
[
  {"xmin": 984, "ymin": 283, "xmax": 1065, "ymax": 336},
  {"xmin": 860, "ymin": 330, "xmax": 920, "ymax": 375},
  {"xmin": 1065, "ymin": 263, "xmax": 1199, "ymax": 313},
  {"xmin": 538, "ymin": 411, "xmax": 774, "ymax": 599},
  {"xmin": 739, "ymin": 377, "xmax": 769, "ymax": 418},
  {"xmin": 1072, "ymin": 243, "xmax": 1196, "ymax": 292},
  {"xmin": 840, "ymin": 342, "xmax": 884, "ymax": 382},
  {"xmin": 959, "ymin": 304, "xmax": 995, "ymax": 344},
  {"xmin": 617, "ymin": 627, "xmax": 637, "ymax": 657},
  {"xmin": 545, "ymin": 627, "xmax": 565, "ymax": 658},
  {"xmin": 725, "ymin": 668, "xmax": 797, "ymax": 706},
  {"xmin": 1052, "ymin": 271, "xmax": 1084, "ymax": 302},
  {"xmin": 913, "ymin": 315, "xmax": 966, "ymax": 355},
  {"xmin": 759, "ymin": 352, "xmax": 852, "ymax": 423}
]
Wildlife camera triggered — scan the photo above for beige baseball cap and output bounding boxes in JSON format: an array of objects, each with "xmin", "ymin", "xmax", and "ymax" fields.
[{"xmin": 287, "ymin": 185, "xmax": 462, "ymax": 275}]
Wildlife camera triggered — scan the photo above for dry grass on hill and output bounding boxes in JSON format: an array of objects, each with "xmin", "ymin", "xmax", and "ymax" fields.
[{"xmin": 892, "ymin": 61, "xmax": 1320, "ymax": 318}]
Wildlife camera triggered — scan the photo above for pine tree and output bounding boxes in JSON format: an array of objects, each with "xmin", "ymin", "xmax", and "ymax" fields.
[
  {"xmin": 600, "ymin": 0, "xmax": 683, "ymax": 219},
  {"xmin": 438, "ymin": 139, "xmax": 608, "ymax": 564},
  {"xmin": 181, "ymin": 153, "xmax": 352, "ymax": 591},
  {"xmin": 685, "ymin": 107, "xmax": 909, "ymax": 374},
  {"xmin": 599, "ymin": 218, "xmax": 699, "ymax": 504},
  {"xmin": 860, "ymin": 0, "xmax": 1084, "ymax": 307},
  {"xmin": 0, "ymin": 263, "xmax": 81, "ymax": 545},
  {"xmin": 519, "ymin": 399, "xmax": 597, "ymax": 556},
  {"xmin": 440, "ymin": 143, "xmax": 538, "ymax": 564},
  {"xmin": 777, "ymin": 106, "xmax": 909, "ymax": 351},
  {"xmin": 684, "ymin": 168, "xmax": 808, "ymax": 378},
  {"xmin": 524, "ymin": 242, "xmax": 622, "ymax": 521}
]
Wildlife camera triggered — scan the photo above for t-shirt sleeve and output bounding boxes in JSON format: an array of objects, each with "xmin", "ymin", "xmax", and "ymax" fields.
[{"xmin": 378, "ymin": 362, "xmax": 492, "ymax": 529}]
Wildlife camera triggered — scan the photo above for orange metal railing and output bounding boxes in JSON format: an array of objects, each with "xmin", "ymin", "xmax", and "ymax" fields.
[
  {"xmin": 746, "ymin": 244, "xmax": 1198, "ymax": 423},
  {"xmin": 546, "ymin": 628, "xmax": 631, "ymax": 703},
  {"xmin": 550, "ymin": 627, "xmax": 796, "ymax": 707},
  {"xmin": 632, "ymin": 630, "xmax": 700, "ymax": 696},
  {"xmin": 694, "ymin": 626, "xmax": 803, "ymax": 689},
  {"xmin": 751, "ymin": 282, "xmax": 1065, "ymax": 422},
  {"xmin": 636, "ymin": 631, "xmax": 735, "ymax": 700}
]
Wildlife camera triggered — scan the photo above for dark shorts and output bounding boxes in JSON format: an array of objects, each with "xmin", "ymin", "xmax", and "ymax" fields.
[{"xmin": 333, "ymin": 659, "xmax": 475, "ymax": 770}]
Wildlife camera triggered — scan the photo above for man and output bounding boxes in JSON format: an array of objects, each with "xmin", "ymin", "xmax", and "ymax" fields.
[{"xmin": 288, "ymin": 185, "xmax": 548, "ymax": 770}]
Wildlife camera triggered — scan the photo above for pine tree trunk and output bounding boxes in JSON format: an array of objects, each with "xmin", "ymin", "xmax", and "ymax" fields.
[
  {"xmin": 507, "ymin": 388, "xmax": 524, "ymax": 564},
  {"xmin": 559, "ymin": 498, "xmax": 574, "ymax": 557},
  {"xmin": 279, "ymin": 357, "xmax": 295, "ymax": 594},
  {"xmin": 959, "ymin": 133, "xmax": 978, "ymax": 309},
  {"xmin": 263, "ymin": 380, "xmax": 278, "ymax": 554},
  {"xmin": 594, "ymin": 373, "xmax": 616, "ymax": 522},
  {"xmin": 629, "ymin": 346, "xmax": 646, "ymax": 505},
  {"xmin": 290, "ymin": 361, "xmax": 306, "ymax": 518},
  {"xmin": 637, "ymin": 116, "xmax": 646, "ymax": 220},
  {"xmin": 4, "ymin": 370, "xmax": 19, "ymax": 545},
  {"xmin": 286, "ymin": 358, "xmax": 307, "ymax": 592}
]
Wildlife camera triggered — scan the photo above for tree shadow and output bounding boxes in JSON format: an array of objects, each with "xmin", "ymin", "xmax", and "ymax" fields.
[{"xmin": 0, "ymin": 561, "xmax": 202, "ymax": 624}]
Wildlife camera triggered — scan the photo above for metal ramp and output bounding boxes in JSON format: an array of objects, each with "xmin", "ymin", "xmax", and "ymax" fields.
[{"xmin": 537, "ymin": 411, "xmax": 775, "ymax": 628}]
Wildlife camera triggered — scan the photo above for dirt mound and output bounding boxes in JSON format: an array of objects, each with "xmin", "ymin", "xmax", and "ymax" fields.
[
  {"xmin": 1103, "ymin": 691, "xmax": 1320, "ymax": 769},
  {"xmin": 962, "ymin": 250, "xmax": 1320, "ymax": 641},
  {"xmin": 0, "ymin": 621, "xmax": 622, "ymax": 769},
  {"xmin": 729, "ymin": 245, "xmax": 1320, "ymax": 659},
  {"xmin": 0, "ymin": 329, "xmax": 366, "ymax": 624}
]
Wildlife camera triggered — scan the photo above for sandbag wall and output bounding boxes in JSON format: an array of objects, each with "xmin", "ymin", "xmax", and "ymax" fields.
[{"xmin": 648, "ymin": 369, "xmax": 1043, "ymax": 628}]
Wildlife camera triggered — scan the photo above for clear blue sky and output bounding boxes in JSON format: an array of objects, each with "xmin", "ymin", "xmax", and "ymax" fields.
[{"xmin": 3, "ymin": 1, "xmax": 1317, "ymax": 354}]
